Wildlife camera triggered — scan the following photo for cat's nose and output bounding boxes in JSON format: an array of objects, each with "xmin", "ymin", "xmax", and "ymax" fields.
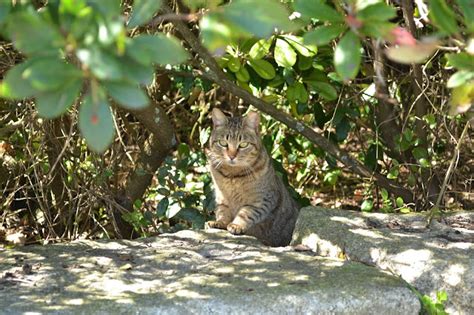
[{"xmin": 227, "ymin": 149, "xmax": 237, "ymax": 160}]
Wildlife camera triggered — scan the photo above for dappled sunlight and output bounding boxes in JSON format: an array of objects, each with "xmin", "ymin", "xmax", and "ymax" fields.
[
  {"xmin": 349, "ymin": 228, "xmax": 389, "ymax": 240},
  {"xmin": 442, "ymin": 264, "xmax": 465, "ymax": 287},
  {"xmin": 0, "ymin": 228, "xmax": 421, "ymax": 313}
]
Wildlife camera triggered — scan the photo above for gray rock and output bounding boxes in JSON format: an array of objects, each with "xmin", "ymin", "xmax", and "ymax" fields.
[
  {"xmin": 0, "ymin": 229, "xmax": 419, "ymax": 314},
  {"xmin": 291, "ymin": 207, "xmax": 474, "ymax": 315}
]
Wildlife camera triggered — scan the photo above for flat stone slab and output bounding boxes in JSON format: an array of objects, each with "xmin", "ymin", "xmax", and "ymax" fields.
[
  {"xmin": 0, "ymin": 229, "xmax": 419, "ymax": 314},
  {"xmin": 291, "ymin": 207, "xmax": 474, "ymax": 315}
]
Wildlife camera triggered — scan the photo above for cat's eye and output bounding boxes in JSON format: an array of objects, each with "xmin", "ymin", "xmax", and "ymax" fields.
[
  {"xmin": 218, "ymin": 140, "xmax": 228, "ymax": 147},
  {"xmin": 239, "ymin": 142, "xmax": 249, "ymax": 148}
]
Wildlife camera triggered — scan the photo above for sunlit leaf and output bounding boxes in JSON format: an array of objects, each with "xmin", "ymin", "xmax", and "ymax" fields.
[
  {"xmin": 249, "ymin": 38, "xmax": 273, "ymax": 59},
  {"xmin": 221, "ymin": 0, "xmax": 295, "ymax": 38},
  {"xmin": 248, "ymin": 59, "xmax": 276, "ymax": 80},
  {"xmin": 446, "ymin": 53, "xmax": 474, "ymax": 72},
  {"xmin": 447, "ymin": 70, "xmax": 474, "ymax": 88},
  {"xmin": 22, "ymin": 57, "xmax": 82, "ymax": 92},
  {"xmin": 77, "ymin": 46, "xmax": 123, "ymax": 80},
  {"xmin": 128, "ymin": 0, "xmax": 163, "ymax": 28},
  {"xmin": 303, "ymin": 25, "xmax": 347, "ymax": 46},
  {"xmin": 227, "ymin": 56, "xmax": 241, "ymax": 72},
  {"xmin": 334, "ymin": 31, "xmax": 361, "ymax": 81},
  {"xmin": 200, "ymin": 13, "xmax": 236, "ymax": 53},
  {"xmin": 294, "ymin": 0, "xmax": 344, "ymax": 23},
  {"xmin": 429, "ymin": 0, "xmax": 459, "ymax": 35},
  {"xmin": 36, "ymin": 78, "xmax": 83, "ymax": 118},
  {"xmin": 79, "ymin": 89, "xmax": 115, "ymax": 153},
  {"xmin": 103, "ymin": 81, "xmax": 149, "ymax": 110},
  {"xmin": 449, "ymin": 82, "xmax": 474, "ymax": 115},
  {"xmin": 361, "ymin": 199, "xmax": 373, "ymax": 212},
  {"xmin": 0, "ymin": 60, "xmax": 38, "ymax": 99},
  {"xmin": 282, "ymin": 35, "xmax": 317, "ymax": 57},
  {"xmin": 274, "ymin": 38, "xmax": 297, "ymax": 68}
]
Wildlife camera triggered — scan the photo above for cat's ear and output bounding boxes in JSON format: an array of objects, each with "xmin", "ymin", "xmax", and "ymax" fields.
[
  {"xmin": 244, "ymin": 111, "xmax": 260, "ymax": 132},
  {"xmin": 212, "ymin": 108, "xmax": 228, "ymax": 127}
]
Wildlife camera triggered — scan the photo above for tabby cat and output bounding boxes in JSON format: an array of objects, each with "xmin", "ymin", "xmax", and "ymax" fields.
[{"xmin": 206, "ymin": 108, "xmax": 299, "ymax": 247}]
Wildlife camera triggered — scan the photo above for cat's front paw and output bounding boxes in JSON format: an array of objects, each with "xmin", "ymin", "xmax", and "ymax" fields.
[
  {"xmin": 227, "ymin": 223, "xmax": 245, "ymax": 235},
  {"xmin": 206, "ymin": 220, "xmax": 228, "ymax": 230}
]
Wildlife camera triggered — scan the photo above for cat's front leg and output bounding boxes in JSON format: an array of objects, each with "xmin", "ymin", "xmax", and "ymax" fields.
[
  {"xmin": 206, "ymin": 203, "xmax": 232, "ymax": 230},
  {"xmin": 227, "ymin": 204, "xmax": 270, "ymax": 235}
]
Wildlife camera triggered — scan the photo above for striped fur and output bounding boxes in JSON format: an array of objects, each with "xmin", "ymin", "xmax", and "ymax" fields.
[{"xmin": 206, "ymin": 109, "xmax": 299, "ymax": 246}]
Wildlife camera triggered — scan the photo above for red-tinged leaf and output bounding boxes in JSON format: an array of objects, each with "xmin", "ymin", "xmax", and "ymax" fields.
[
  {"xmin": 385, "ymin": 41, "xmax": 438, "ymax": 64},
  {"xmin": 386, "ymin": 27, "xmax": 417, "ymax": 46}
]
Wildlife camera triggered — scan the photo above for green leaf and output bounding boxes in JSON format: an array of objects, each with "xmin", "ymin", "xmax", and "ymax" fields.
[
  {"xmin": 5, "ymin": 11, "xmax": 64, "ymax": 56},
  {"xmin": 357, "ymin": 3, "xmax": 396, "ymax": 21},
  {"xmin": 200, "ymin": 13, "xmax": 237, "ymax": 53},
  {"xmin": 307, "ymin": 81, "xmax": 338, "ymax": 101},
  {"xmin": 303, "ymin": 25, "xmax": 347, "ymax": 46},
  {"xmin": 119, "ymin": 56, "xmax": 155, "ymax": 85},
  {"xmin": 446, "ymin": 53, "xmax": 474, "ymax": 72},
  {"xmin": 103, "ymin": 81, "xmax": 149, "ymax": 110},
  {"xmin": 334, "ymin": 31, "xmax": 361, "ymax": 81},
  {"xmin": 36, "ymin": 78, "xmax": 83, "ymax": 118},
  {"xmin": 79, "ymin": 88, "xmax": 115, "ymax": 153},
  {"xmin": 0, "ymin": 60, "xmax": 38, "ymax": 99},
  {"xmin": 235, "ymin": 66, "xmax": 250, "ymax": 82},
  {"xmin": 128, "ymin": 34, "xmax": 189, "ymax": 66},
  {"xmin": 399, "ymin": 207, "xmax": 411, "ymax": 214},
  {"xmin": 447, "ymin": 70, "xmax": 474, "ymax": 88},
  {"xmin": 274, "ymin": 38, "xmax": 297, "ymax": 68},
  {"xmin": 221, "ymin": 0, "xmax": 295, "ymax": 38},
  {"xmin": 449, "ymin": 82, "xmax": 474, "ymax": 115},
  {"xmin": 227, "ymin": 56, "xmax": 241, "ymax": 72},
  {"xmin": 183, "ymin": 0, "xmax": 223, "ymax": 11},
  {"xmin": 248, "ymin": 59, "xmax": 276, "ymax": 80},
  {"xmin": 282, "ymin": 35, "xmax": 317, "ymax": 57},
  {"xmin": 381, "ymin": 188, "xmax": 389, "ymax": 201},
  {"xmin": 77, "ymin": 46, "xmax": 123, "ymax": 80},
  {"xmin": 387, "ymin": 166, "xmax": 399, "ymax": 179},
  {"xmin": 156, "ymin": 197, "xmax": 169, "ymax": 217},
  {"xmin": 361, "ymin": 199, "xmax": 373, "ymax": 212},
  {"xmin": 335, "ymin": 117, "xmax": 350, "ymax": 141},
  {"xmin": 456, "ymin": 0, "xmax": 474, "ymax": 31},
  {"xmin": 437, "ymin": 291, "xmax": 448, "ymax": 303},
  {"xmin": 128, "ymin": 0, "xmax": 163, "ymax": 28},
  {"xmin": 249, "ymin": 38, "xmax": 273, "ymax": 59},
  {"xmin": 22, "ymin": 58, "xmax": 82, "ymax": 92},
  {"xmin": 294, "ymin": 0, "xmax": 344, "ymax": 23},
  {"xmin": 429, "ymin": 0, "xmax": 459, "ymax": 35},
  {"xmin": 87, "ymin": 0, "xmax": 121, "ymax": 18},
  {"xmin": 0, "ymin": 2, "xmax": 11, "ymax": 25},
  {"xmin": 298, "ymin": 56, "xmax": 313, "ymax": 70},
  {"xmin": 396, "ymin": 197, "xmax": 404, "ymax": 208}
]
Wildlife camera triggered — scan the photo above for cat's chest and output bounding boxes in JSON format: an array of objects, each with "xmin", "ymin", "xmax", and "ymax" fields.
[{"xmin": 213, "ymin": 172, "xmax": 264, "ymax": 204}]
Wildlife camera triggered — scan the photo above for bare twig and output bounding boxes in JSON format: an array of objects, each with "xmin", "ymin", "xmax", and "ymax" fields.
[{"xmin": 429, "ymin": 121, "xmax": 471, "ymax": 223}]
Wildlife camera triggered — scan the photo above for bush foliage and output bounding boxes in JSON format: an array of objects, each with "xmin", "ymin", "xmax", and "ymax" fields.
[{"xmin": 0, "ymin": 0, "xmax": 472, "ymax": 242}]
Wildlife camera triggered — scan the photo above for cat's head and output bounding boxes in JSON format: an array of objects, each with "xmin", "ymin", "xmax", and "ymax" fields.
[{"xmin": 208, "ymin": 108, "xmax": 262, "ymax": 169}]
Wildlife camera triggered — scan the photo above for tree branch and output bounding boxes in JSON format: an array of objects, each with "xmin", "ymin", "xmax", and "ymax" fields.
[{"xmin": 161, "ymin": 4, "xmax": 414, "ymax": 203}]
